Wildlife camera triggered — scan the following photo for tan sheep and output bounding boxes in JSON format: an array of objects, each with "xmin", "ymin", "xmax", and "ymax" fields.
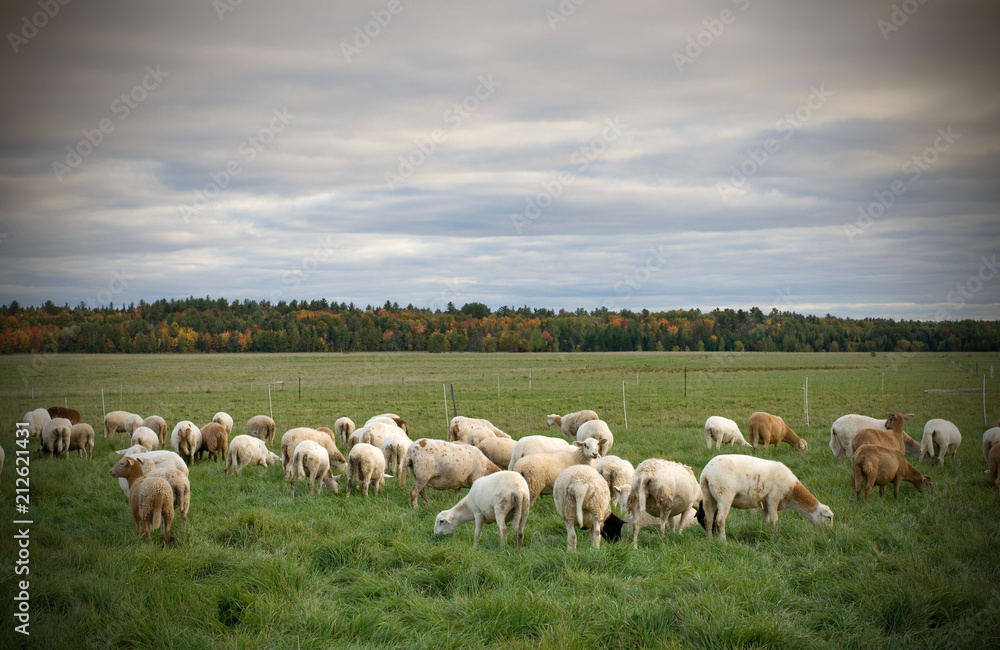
[
  {"xmin": 147, "ymin": 467, "xmax": 191, "ymax": 522},
  {"xmin": 401, "ymin": 439, "xmax": 502, "ymax": 509},
  {"xmin": 345, "ymin": 442, "xmax": 386, "ymax": 497},
  {"xmin": 69, "ymin": 423, "xmax": 95, "ymax": 459},
  {"xmin": 625, "ymin": 458, "xmax": 701, "ymax": 548},
  {"xmin": 170, "ymin": 421, "xmax": 202, "ymax": 466},
  {"xmin": 130, "ymin": 426, "xmax": 159, "ymax": 451},
  {"xmin": 279, "ymin": 427, "xmax": 346, "ymax": 478},
  {"xmin": 245, "ymin": 414, "xmax": 277, "ymax": 446},
  {"xmin": 41, "ymin": 418, "xmax": 72, "ymax": 458},
  {"xmin": 748, "ymin": 411, "xmax": 807, "ymax": 454},
  {"xmin": 546, "ymin": 409, "xmax": 600, "ymax": 439},
  {"xmin": 382, "ymin": 430, "xmax": 413, "ymax": 478},
  {"xmin": 124, "ymin": 413, "xmax": 145, "ymax": 436},
  {"xmin": 290, "ymin": 439, "xmax": 340, "ymax": 497},
  {"xmin": 109, "ymin": 456, "xmax": 174, "ymax": 546},
  {"xmin": 226, "ymin": 435, "xmax": 281, "ymax": 476},
  {"xmin": 141, "ymin": 416, "xmax": 169, "ymax": 446},
  {"xmin": 512, "ymin": 438, "xmax": 602, "ymax": 506},
  {"xmin": 198, "ymin": 422, "xmax": 229, "ymax": 462},
  {"xmin": 104, "ymin": 410, "xmax": 138, "ymax": 439},
  {"xmin": 506, "ymin": 435, "xmax": 571, "ymax": 470},
  {"xmin": 852, "ymin": 444, "xmax": 934, "ymax": 499},
  {"xmin": 475, "ymin": 436, "xmax": 517, "ymax": 470},
  {"xmin": 553, "ymin": 465, "xmax": 611, "ymax": 551},
  {"xmin": 448, "ymin": 416, "xmax": 509, "ymax": 442},
  {"xmin": 334, "ymin": 416, "xmax": 356, "ymax": 446},
  {"xmin": 850, "ymin": 412, "xmax": 913, "ymax": 456},
  {"xmin": 830, "ymin": 413, "xmax": 920, "ymax": 460}
]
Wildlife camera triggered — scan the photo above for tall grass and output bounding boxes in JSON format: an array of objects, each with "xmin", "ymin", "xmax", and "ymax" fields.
[{"xmin": 1, "ymin": 351, "xmax": 998, "ymax": 648}]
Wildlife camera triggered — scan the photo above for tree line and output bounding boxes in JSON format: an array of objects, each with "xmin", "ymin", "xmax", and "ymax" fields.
[{"xmin": 2, "ymin": 297, "xmax": 997, "ymax": 354}]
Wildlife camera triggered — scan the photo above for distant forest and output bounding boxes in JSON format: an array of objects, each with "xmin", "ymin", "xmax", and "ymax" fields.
[{"xmin": 2, "ymin": 297, "xmax": 998, "ymax": 354}]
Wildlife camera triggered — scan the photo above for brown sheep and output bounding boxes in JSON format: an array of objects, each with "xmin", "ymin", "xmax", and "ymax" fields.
[
  {"xmin": 198, "ymin": 422, "xmax": 229, "ymax": 462},
  {"xmin": 109, "ymin": 457, "xmax": 174, "ymax": 546},
  {"xmin": 748, "ymin": 412, "xmax": 807, "ymax": 454},
  {"xmin": 850, "ymin": 411, "xmax": 913, "ymax": 456},
  {"xmin": 47, "ymin": 406, "xmax": 82, "ymax": 425},
  {"xmin": 852, "ymin": 444, "xmax": 933, "ymax": 500}
]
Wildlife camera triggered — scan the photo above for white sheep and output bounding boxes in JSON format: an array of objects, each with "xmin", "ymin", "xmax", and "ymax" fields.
[
  {"xmin": 575, "ymin": 419, "xmax": 614, "ymax": 456},
  {"xmin": 290, "ymin": 439, "xmax": 340, "ymax": 497},
  {"xmin": 829, "ymin": 413, "xmax": 920, "ymax": 460},
  {"xmin": 109, "ymin": 456, "xmax": 173, "ymax": 546},
  {"xmin": 226, "ymin": 435, "xmax": 281, "ymax": 476},
  {"xmin": 366, "ymin": 413, "xmax": 408, "ymax": 433},
  {"xmin": 983, "ymin": 419, "xmax": 1000, "ymax": 461},
  {"xmin": 146, "ymin": 467, "xmax": 191, "ymax": 522},
  {"xmin": 699, "ymin": 454, "xmax": 834, "ymax": 541},
  {"xmin": 465, "ymin": 425, "xmax": 499, "ymax": 447},
  {"xmin": 130, "ymin": 426, "xmax": 160, "ymax": 451},
  {"xmin": 920, "ymin": 418, "xmax": 962, "ymax": 466},
  {"xmin": 546, "ymin": 409, "xmax": 599, "ymax": 439},
  {"xmin": 615, "ymin": 484, "xmax": 698, "ymax": 539},
  {"xmin": 115, "ymin": 450, "xmax": 190, "ymax": 497},
  {"xmin": 434, "ymin": 471, "xmax": 531, "ymax": 549},
  {"xmin": 360, "ymin": 420, "xmax": 403, "ymax": 451},
  {"xmin": 141, "ymin": 415, "xmax": 169, "ymax": 446},
  {"xmin": 553, "ymin": 465, "xmax": 611, "ymax": 551},
  {"xmin": 212, "ymin": 411, "xmax": 234, "ymax": 435},
  {"xmin": 401, "ymin": 439, "xmax": 502, "ymax": 509},
  {"xmin": 512, "ymin": 438, "xmax": 603, "ymax": 506},
  {"xmin": 625, "ymin": 458, "xmax": 701, "ymax": 548},
  {"xmin": 704, "ymin": 415, "xmax": 752, "ymax": 449},
  {"xmin": 124, "ymin": 413, "xmax": 145, "ymax": 436},
  {"xmin": 280, "ymin": 427, "xmax": 346, "ymax": 478},
  {"xmin": 382, "ymin": 430, "xmax": 413, "ymax": 477},
  {"xmin": 170, "ymin": 421, "xmax": 203, "ymax": 465},
  {"xmin": 595, "ymin": 454, "xmax": 635, "ymax": 504},
  {"xmin": 245, "ymin": 414, "xmax": 277, "ymax": 446},
  {"xmin": 69, "ymin": 423, "xmax": 95, "ymax": 459},
  {"xmin": 116, "ymin": 444, "xmax": 149, "ymax": 456},
  {"xmin": 334, "ymin": 416, "xmax": 356, "ymax": 446},
  {"xmin": 476, "ymin": 437, "xmax": 517, "ymax": 470},
  {"xmin": 104, "ymin": 410, "xmax": 139, "ymax": 439},
  {"xmin": 346, "ymin": 442, "xmax": 387, "ymax": 497},
  {"xmin": 448, "ymin": 416, "xmax": 510, "ymax": 443},
  {"xmin": 23, "ymin": 408, "xmax": 51, "ymax": 437},
  {"xmin": 41, "ymin": 418, "xmax": 72, "ymax": 458},
  {"xmin": 507, "ymin": 435, "xmax": 571, "ymax": 470}
]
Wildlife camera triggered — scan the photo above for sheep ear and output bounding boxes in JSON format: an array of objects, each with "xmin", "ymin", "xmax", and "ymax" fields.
[
  {"xmin": 903, "ymin": 413, "xmax": 914, "ymax": 420},
  {"xmin": 573, "ymin": 441, "xmax": 584, "ymax": 448}
]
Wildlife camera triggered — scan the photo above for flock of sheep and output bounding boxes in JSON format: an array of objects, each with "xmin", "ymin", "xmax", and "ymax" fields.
[{"xmin": 13, "ymin": 403, "xmax": 1000, "ymax": 550}]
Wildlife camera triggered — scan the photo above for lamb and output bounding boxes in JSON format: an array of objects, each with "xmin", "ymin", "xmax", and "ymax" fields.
[
  {"xmin": 553, "ymin": 465, "xmax": 611, "ymax": 551},
  {"xmin": 170, "ymin": 421, "xmax": 202, "ymax": 465},
  {"xmin": 852, "ymin": 444, "xmax": 934, "ymax": 499},
  {"xmin": 989, "ymin": 443, "xmax": 1000, "ymax": 490},
  {"xmin": 104, "ymin": 410, "xmax": 139, "ymax": 439},
  {"xmin": 434, "ymin": 471, "xmax": 531, "ymax": 548},
  {"xmin": 747, "ymin": 411, "xmax": 807, "ymax": 454},
  {"xmin": 830, "ymin": 413, "xmax": 920, "ymax": 460},
  {"xmin": 69, "ymin": 423, "xmax": 95, "ymax": 459},
  {"xmin": 245, "ymin": 414, "xmax": 277, "ymax": 446},
  {"xmin": 226, "ymin": 435, "xmax": 282, "ymax": 476},
  {"xmin": 279, "ymin": 427, "xmax": 347, "ymax": 478},
  {"xmin": 345, "ymin": 442, "xmax": 386, "ymax": 497},
  {"xmin": 547, "ymin": 409, "xmax": 600, "ymax": 439},
  {"xmin": 625, "ymin": 458, "xmax": 701, "ymax": 548},
  {"xmin": 47, "ymin": 406, "xmax": 82, "ymax": 424},
  {"xmin": 382, "ymin": 430, "xmax": 414, "ymax": 477},
  {"xmin": 334, "ymin": 416, "xmax": 356, "ymax": 446},
  {"xmin": 575, "ymin": 419, "xmax": 614, "ymax": 456},
  {"xmin": 401, "ymin": 438, "xmax": 502, "ymax": 509},
  {"xmin": 507, "ymin": 435, "xmax": 571, "ymax": 470},
  {"xmin": 920, "ymin": 418, "xmax": 962, "ymax": 466},
  {"xmin": 704, "ymin": 415, "xmax": 752, "ymax": 449},
  {"xmin": 699, "ymin": 454, "xmax": 833, "ymax": 541},
  {"xmin": 141, "ymin": 416, "xmax": 169, "ymax": 446},
  {"xmin": 124, "ymin": 413, "xmax": 145, "ymax": 436},
  {"xmin": 595, "ymin": 454, "xmax": 635, "ymax": 503},
  {"xmin": 130, "ymin": 426, "xmax": 159, "ymax": 451},
  {"xmin": 448, "ymin": 416, "xmax": 510, "ymax": 443},
  {"xmin": 512, "ymin": 438, "xmax": 603, "ymax": 506},
  {"xmin": 146, "ymin": 467, "xmax": 191, "ymax": 522},
  {"xmin": 850, "ymin": 412, "xmax": 913, "ymax": 456},
  {"xmin": 476, "ymin": 436, "xmax": 517, "ymax": 470},
  {"xmin": 983, "ymin": 419, "xmax": 1000, "ymax": 461},
  {"xmin": 290, "ymin": 439, "xmax": 340, "ymax": 497},
  {"xmin": 41, "ymin": 418, "xmax": 72, "ymax": 458},
  {"xmin": 109, "ymin": 457, "xmax": 173, "ymax": 546},
  {"xmin": 197, "ymin": 422, "xmax": 229, "ymax": 462},
  {"xmin": 23, "ymin": 408, "xmax": 51, "ymax": 437},
  {"xmin": 212, "ymin": 411, "xmax": 234, "ymax": 435}
]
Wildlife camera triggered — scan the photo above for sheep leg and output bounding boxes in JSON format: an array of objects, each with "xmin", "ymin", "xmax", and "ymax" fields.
[
  {"xmin": 657, "ymin": 511, "xmax": 667, "ymax": 539},
  {"xmin": 409, "ymin": 480, "xmax": 425, "ymax": 508},
  {"xmin": 591, "ymin": 521, "xmax": 601, "ymax": 549},
  {"xmin": 714, "ymin": 501, "xmax": 731, "ymax": 541},
  {"xmin": 493, "ymin": 506, "xmax": 507, "ymax": 547},
  {"xmin": 702, "ymin": 499, "xmax": 717, "ymax": 540},
  {"xmin": 893, "ymin": 477, "xmax": 901, "ymax": 498},
  {"xmin": 566, "ymin": 522, "xmax": 577, "ymax": 551},
  {"xmin": 864, "ymin": 475, "xmax": 875, "ymax": 500}
]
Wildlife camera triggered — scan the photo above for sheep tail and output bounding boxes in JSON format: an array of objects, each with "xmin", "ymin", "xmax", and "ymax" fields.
[
  {"xmin": 575, "ymin": 494, "xmax": 586, "ymax": 529},
  {"xmin": 150, "ymin": 493, "xmax": 164, "ymax": 531}
]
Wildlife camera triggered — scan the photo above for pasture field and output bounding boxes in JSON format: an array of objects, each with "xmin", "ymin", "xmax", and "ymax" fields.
[{"xmin": 1, "ymin": 351, "xmax": 999, "ymax": 649}]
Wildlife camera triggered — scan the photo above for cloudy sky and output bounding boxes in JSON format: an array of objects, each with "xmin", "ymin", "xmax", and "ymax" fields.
[{"xmin": 2, "ymin": 0, "xmax": 998, "ymax": 320}]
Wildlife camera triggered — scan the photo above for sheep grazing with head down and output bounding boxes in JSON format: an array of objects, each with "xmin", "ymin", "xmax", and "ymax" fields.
[
  {"xmin": 382, "ymin": 430, "xmax": 414, "ymax": 478},
  {"xmin": 850, "ymin": 412, "xmax": 914, "ymax": 456},
  {"xmin": 699, "ymin": 454, "xmax": 833, "ymax": 541},
  {"xmin": 170, "ymin": 421, "xmax": 202, "ymax": 465},
  {"xmin": 434, "ymin": 471, "xmax": 531, "ymax": 549},
  {"xmin": 23, "ymin": 408, "xmax": 51, "ymax": 437},
  {"xmin": 748, "ymin": 411, "xmax": 807, "ymax": 454},
  {"xmin": 245, "ymin": 415, "xmax": 277, "ymax": 447},
  {"xmin": 346, "ymin": 443, "xmax": 387, "ymax": 497},
  {"xmin": 553, "ymin": 465, "xmax": 611, "ymax": 551},
  {"xmin": 704, "ymin": 415, "xmax": 752, "ymax": 449},
  {"xmin": 130, "ymin": 426, "xmax": 159, "ymax": 451},
  {"xmin": 290, "ymin": 439, "xmax": 340, "ymax": 497},
  {"xmin": 280, "ymin": 427, "xmax": 346, "ymax": 478},
  {"xmin": 625, "ymin": 458, "xmax": 701, "ymax": 548},
  {"xmin": 141, "ymin": 416, "xmax": 169, "ymax": 446},
  {"xmin": 47, "ymin": 406, "xmax": 82, "ymax": 425},
  {"xmin": 512, "ymin": 438, "xmax": 603, "ymax": 506},
  {"xmin": 448, "ymin": 416, "xmax": 509, "ymax": 443},
  {"xmin": 830, "ymin": 413, "xmax": 920, "ymax": 461},
  {"xmin": 109, "ymin": 456, "xmax": 174, "ymax": 546},
  {"xmin": 226, "ymin": 435, "xmax": 281, "ymax": 476},
  {"xmin": 104, "ymin": 410, "xmax": 139, "ymax": 439},
  {"xmin": 124, "ymin": 414, "xmax": 145, "ymax": 436},
  {"xmin": 920, "ymin": 418, "xmax": 962, "ymax": 466},
  {"xmin": 197, "ymin": 422, "xmax": 229, "ymax": 462},
  {"xmin": 546, "ymin": 409, "xmax": 600, "ymax": 439},
  {"xmin": 401, "ymin": 439, "xmax": 502, "ymax": 509},
  {"xmin": 595, "ymin": 454, "xmax": 635, "ymax": 504},
  {"xmin": 146, "ymin": 467, "xmax": 191, "ymax": 522},
  {"xmin": 41, "ymin": 418, "xmax": 72, "ymax": 458},
  {"xmin": 506, "ymin": 435, "xmax": 571, "ymax": 470},
  {"xmin": 476, "ymin": 437, "xmax": 517, "ymax": 472},
  {"xmin": 212, "ymin": 411, "xmax": 234, "ymax": 435},
  {"xmin": 334, "ymin": 417, "xmax": 356, "ymax": 447},
  {"xmin": 69, "ymin": 423, "xmax": 95, "ymax": 459},
  {"xmin": 852, "ymin": 444, "xmax": 933, "ymax": 500}
]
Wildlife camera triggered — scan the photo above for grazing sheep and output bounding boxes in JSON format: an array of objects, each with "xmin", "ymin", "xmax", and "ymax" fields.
[
  {"xmin": 595, "ymin": 455, "xmax": 635, "ymax": 503},
  {"xmin": 118, "ymin": 448, "xmax": 188, "ymax": 498},
  {"xmin": 360, "ymin": 421, "xmax": 403, "ymax": 452},
  {"xmin": 553, "ymin": 465, "xmax": 611, "ymax": 551},
  {"xmin": 982, "ymin": 419, "xmax": 1000, "ymax": 461},
  {"xmin": 575, "ymin": 419, "xmax": 614, "ymax": 457},
  {"xmin": 512, "ymin": 438, "xmax": 603, "ymax": 506},
  {"xmin": 830, "ymin": 413, "xmax": 920, "ymax": 460},
  {"xmin": 989, "ymin": 443, "xmax": 1000, "ymax": 490},
  {"xmin": 116, "ymin": 444, "xmax": 148, "ymax": 456},
  {"xmin": 197, "ymin": 422, "xmax": 229, "ymax": 462},
  {"xmin": 226, "ymin": 435, "xmax": 282, "ymax": 476},
  {"xmin": 334, "ymin": 416, "xmax": 356, "ymax": 446},
  {"xmin": 850, "ymin": 412, "xmax": 913, "ymax": 456},
  {"xmin": 146, "ymin": 467, "xmax": 191, "ymax": 522},
  {"xmin": 346, "ymin": 442, "xmax": 387, "ymax": 497},
  {"xmin": 699, "ymin": 454, "xmax": 833, "ymax": 541},
  {"xmin": 852, "ymin": 444, "xmax": 934, "ymax": 500},
  {"xmin": 507, "ymin": 435, "xmax": 571, "ymax": 470},
  {"xmin": 448, "ymin": 416, "xmax": 509, "ymax": 443},
  {"xmin": 130, "ymin": 426, "xmax": 159, "ymax": 451},
  {"xmin": 920, "ymin": 418, "xmax": 962, "ymax": 466},
  {"xmin": 170, "ymin": 421, "xmax": 202, "ymax": 465},
  {"xmin": 366, "ymin": 413, "xmax": 409, "ymax": 434},
  {"xmin": 748, "ymin": 411, "xmax": 807, "ymax": 454},
  {"xmin": 69, "ymin": 423, "xmax": 95, "ymax": 459},
  {"xmin": 401, "ymin": 439, "xmax": 502, "ymax": 509},
  {"xmin": 615, "ymin": 484, "xmax": 697, "ymax": 541},
  {"xmin": 704, "ymin": 415, "xmax": 752, "ymax": 449},
  {"xmin": 124, "ymin": 414, "xmax": 145, "ymax": 436},
  {"xmin": 245, "ymin": 415, "xmax": 277, "ymax": 447},
  {"xmin": 109, "ymin": 457, "xmax": 173, "ymax": 546},
  {"xmin": 290, "ymin": 439, "xmax": 340, "ymax": 497},
  {"xmin": 546, "ymin": 409, "xmax": 600, "ymax": 439},
  {"xmin": 47, "ymin": 406, "xmax": 82, "ymax": 424},
  {"xmin": 279, "ymin": 427, "xmax": 346, "ymax": 478},
  {"xmin": 212, "ymin": 411, "xmax": 234, "ymax": 435},
  {"xmin": 625, "ymin": 458, "xmax": 701, "ymax": 548},
  {"xmin": 382, "ymin": 430, "xmax": 414, "ymax": 478},
  {"xmin": 434, "ymin": 471, "xmax": 531, "ymax": 549},
  {"xmin": 465, "ymin": 425, "xmax": 499, "ymax": 447},
  {"xmin": 41, "ymin": 418, "xmax": 72, "ymax": 458},
  {"xmin": 476, "ymin": 436, "xmax": 517, "ymax": 470},
  {"xmin": 104, "ymin": 410, "xmax": 139, "ymax": 439},
  {"xmin": 23, "ymin": 408, "xmax": 51, "ymax": 437},
  {"xmin": 141, "ymin": 416, "xmax": 169, "ymax": 446}
]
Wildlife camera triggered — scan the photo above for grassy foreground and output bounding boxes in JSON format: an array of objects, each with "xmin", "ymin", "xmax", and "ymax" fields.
[{"xmin": 1, "ymin": 351, "xmax": 999, "ymax": 649}]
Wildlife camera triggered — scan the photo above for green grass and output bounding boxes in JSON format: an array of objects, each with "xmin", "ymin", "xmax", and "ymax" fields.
[{"xmin": 1, "ymin": 351, "xmax": 999, "ymax": 648}]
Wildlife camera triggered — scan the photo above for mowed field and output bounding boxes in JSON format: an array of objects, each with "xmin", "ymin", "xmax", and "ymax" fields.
[{"xmin": 1, "ymin": 351, "xmax": 999, "ymax": 649}]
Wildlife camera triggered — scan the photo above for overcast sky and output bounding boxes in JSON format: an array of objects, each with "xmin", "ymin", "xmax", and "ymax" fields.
[{"xmin": 1, "ymin": 0, "xmax": 998, "ymax": 320}]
